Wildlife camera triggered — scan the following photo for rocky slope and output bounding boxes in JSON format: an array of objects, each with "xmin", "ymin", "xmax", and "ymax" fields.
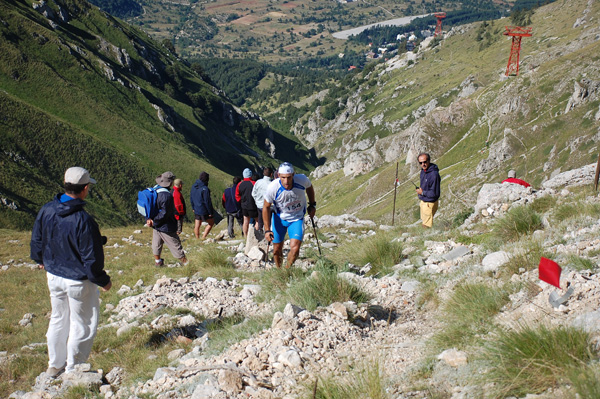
[
  {"xmin": 7, "ymin": 163, "xmax": 600, "ymax": 399},
  {"xmin": 302, "ymin": 0, "xmax": 600, "ymax": 221}
]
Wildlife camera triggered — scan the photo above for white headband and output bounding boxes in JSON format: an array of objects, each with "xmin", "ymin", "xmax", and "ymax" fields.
[{"xmin": 278, "ymin": 163, "xmax": 294, "ymax": 175}]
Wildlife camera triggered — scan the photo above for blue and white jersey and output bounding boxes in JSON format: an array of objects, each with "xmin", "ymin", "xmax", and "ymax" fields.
[{"xmin": 264, "ymin": 174, "xmax": 311, "ymax": 222}]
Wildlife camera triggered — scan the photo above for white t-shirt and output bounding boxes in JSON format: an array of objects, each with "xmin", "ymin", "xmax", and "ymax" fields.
[{"xmin": 263, "ymin": 174, "xmax": 312, "ymax": 222}]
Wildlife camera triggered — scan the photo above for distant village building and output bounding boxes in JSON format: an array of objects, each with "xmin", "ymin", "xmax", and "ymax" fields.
[
  {"xmin": 348, "ymin": 65, "xmax": 357, "ymax": 71},
  {"xmin": 408, "ymin": 34, "xmax": 417, "ymax": 42},
  {"xmin": 421, "ymin": 30, "xmax": 433, "ymax": 38},
  {"xmin": 396, "ymin": 33, "xmax": 406, "ymax": 41},
  {"xmin": 366, "ymin": 51, "xmax": 378, "ymax": 59},
  {"xmin": 338, "ymin": 53, "xmax": 345, "ymax": 58}
]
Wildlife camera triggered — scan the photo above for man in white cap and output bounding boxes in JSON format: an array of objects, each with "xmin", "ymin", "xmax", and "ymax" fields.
[
  {"xmin": 263, "ymin": 162, "xmax": 316, "ymax": 268},
  {"xmin": 31, "ymin": 167, "xmax": 112, "ymax": 378}
]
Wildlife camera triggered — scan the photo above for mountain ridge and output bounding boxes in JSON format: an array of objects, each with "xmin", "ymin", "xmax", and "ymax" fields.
[{"xmin": 0, "ymin": 0, "xmax": 316, "ymax": 229}]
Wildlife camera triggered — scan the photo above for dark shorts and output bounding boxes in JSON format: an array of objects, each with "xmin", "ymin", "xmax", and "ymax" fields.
[
  {"xmin": 242, "ymin": 208, "xmax": 258, "ymax": 218},
  {"xmin": 194, "ymin": 213, "xmax": 212, "ymax": 222}
]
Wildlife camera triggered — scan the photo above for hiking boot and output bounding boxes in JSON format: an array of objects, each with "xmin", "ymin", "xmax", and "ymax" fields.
[
  {"xmin": 46, "ymin": 365, "xmax": 65, "ymax": 378},
  {"xmin": 154, "ymin": 258, "xmax": 164, "ymax": 267}
]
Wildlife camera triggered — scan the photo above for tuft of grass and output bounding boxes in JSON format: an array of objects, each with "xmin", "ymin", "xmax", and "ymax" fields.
[
  {"xmin": 552, "ymin": 203, "xmax": 579, "ymax": 222},
  {"xmin": 483, "ymin": 324, "xmax": 595, "ymax": 397},
  {"xmin": 258, "ymin": 258, "xmax": 369, "ymax": 311},
  {"xmin": 431, "ymin": 283, "xmax": 511, "ymax": 350},
  {"xmin": 416, "ymin": 279, "xmax": 439, "ymax": 310},
  {"xmin": 203, "ymin": 312, "xmax": 274, "ymax": 356},
  {"xmin": 331, "ymin": 234, "xmax": 402, "ymax": 277},
  {"xmin": 550, "ymin": 200, "xmax": 600, "ymax": 224},
  {"xmin": 184, "ymin": 245, "xmax": 239, "ymax": 280},
  {"xmin": 452, "ymin": 207, "xmax": 474, "ymax": 228},
  {"xmin": 286, "ymin": 263, "xmax": 370, "ymax": 311},
  {"xmin": 530, "ymin": 195, "xmax": 557, "ymax": 214},
  {"xmin": 500, "ymin": 240, "xmax": 552, "ymax": 278},
  {"xmin": 566, "ymin": 255, "xmax": 596, "ymax": 271},
  {"xmin": 492, "ymin": 205, "xmax": 543, "ymax": 242},
  {"xmin": 61, "ymin": 385, "xmax": 102, "ymax": 399},
  {"xmin": 310, "ymin": 359, "xmax": 388, "ymax": 399},
  {"xmin": 91, "ymin": 326, "xmax": 178, "ymax": 383},
  {"xmin": 568, "ymin": 363, "xmax": 600, "ymax": 399}
]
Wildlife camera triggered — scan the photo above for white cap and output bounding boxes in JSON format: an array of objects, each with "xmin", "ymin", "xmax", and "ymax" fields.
[
  {"xmin": 278, "ymin": 162, "xmax": 294, "ymax": 175},
  {"xmin": 64, "ymin": 167, "xmax": 96, "ymax": 185}
]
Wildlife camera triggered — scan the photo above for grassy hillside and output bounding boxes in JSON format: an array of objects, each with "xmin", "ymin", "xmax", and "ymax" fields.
[
  {"xmin": 308, "ymin": 0, "xmax": 600, "ymax": 224},
  {"xmin": 0, "ymin": 0, "xmax": 316, "ymax": 229}
]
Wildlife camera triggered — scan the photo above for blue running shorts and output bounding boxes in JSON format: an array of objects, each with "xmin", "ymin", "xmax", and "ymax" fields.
[{"xmin": 271, "ymin": 213, "xmax": 304, "ymax": 243}]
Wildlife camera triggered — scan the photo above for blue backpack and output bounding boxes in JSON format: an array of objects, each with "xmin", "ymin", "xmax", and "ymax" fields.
[{"xmin": 137, "ymin": 186, "xmax": 169, "ymax": 219}]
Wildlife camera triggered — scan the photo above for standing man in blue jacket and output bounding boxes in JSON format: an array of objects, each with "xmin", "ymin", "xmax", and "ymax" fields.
[
  {"xmin": 30, "ymin": 167, "xmax": 112, "ymax": 378},
  {"xmin": 416, "ymin": 153, "xmax": 441, "ymax": 228},
  {"xmin": 222, "ymin": 176, "xmax": 243, "ymax": 238},
  {"xmin": 147, "ymin": 171, "xmax": 188, "ymax": 266},
  {"xmin": 190, "ymin": 171, "xmax": 215, "ymax": 240}
]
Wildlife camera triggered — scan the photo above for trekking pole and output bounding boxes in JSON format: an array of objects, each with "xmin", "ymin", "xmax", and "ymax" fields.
[
  {"xmin": 264, "ymin": 240, "xmax": 270, "ymax": 268},
  {"xmin": 310, "ymin": 217, "xmax": 322, "ymax": 256},
  {"xmin": 392, "ymin": 162, "xmax": 399, "ymax": 226}
]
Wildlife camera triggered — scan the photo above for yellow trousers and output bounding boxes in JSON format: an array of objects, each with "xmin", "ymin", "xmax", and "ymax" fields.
[{"xmin": 420, "ymin": 200, "xmax": 438, "ymax": 228}]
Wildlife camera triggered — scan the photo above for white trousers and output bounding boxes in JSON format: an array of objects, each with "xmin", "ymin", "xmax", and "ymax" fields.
[{"xmin": 46, "ymin": 273, "xmax": 99, "ymax": 372}]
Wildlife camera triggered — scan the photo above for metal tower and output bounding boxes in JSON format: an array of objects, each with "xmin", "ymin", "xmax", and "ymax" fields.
[
  {"xmin": 434, "ymin": 12, "xmax": 446, "ymax": 37},
  {"xmin": 504, "ymin": 26, "xmax": 532, "ymax": 76}
]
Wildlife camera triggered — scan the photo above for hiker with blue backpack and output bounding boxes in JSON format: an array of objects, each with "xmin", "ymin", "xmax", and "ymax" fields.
[
  {"xmin": 144, "ymin": 172, "xmax": 187, "ymax": 266},
  {"xmin": 263, "ymin": 162, "xmax": 316, "ymax": 268},
  {"xmin": 190, "ymin": 171, "xmax": 215, "ymax": 240}
]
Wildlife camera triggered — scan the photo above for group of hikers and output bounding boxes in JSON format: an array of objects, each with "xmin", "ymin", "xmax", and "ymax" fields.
[
  {"xmin": 26, "ymin": 153, "xmax": 529, "ymax": 380},
  {"xmin": 29, "ymin": 162, "xmax": 315, "ymax": 378},
  {"xmin": 147, "ymin": 163, "xmax": 316, "ymax": 270}
]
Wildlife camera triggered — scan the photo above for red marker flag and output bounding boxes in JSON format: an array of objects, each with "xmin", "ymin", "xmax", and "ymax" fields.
[{"xmin": 539, "ymin": 257, "xmax": 561, "ymax": 288}]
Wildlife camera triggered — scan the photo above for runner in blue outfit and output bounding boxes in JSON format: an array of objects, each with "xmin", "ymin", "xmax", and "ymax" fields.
[{"xmin": 262, "ymin": 162, "xmax": 316, "ymax": 268}]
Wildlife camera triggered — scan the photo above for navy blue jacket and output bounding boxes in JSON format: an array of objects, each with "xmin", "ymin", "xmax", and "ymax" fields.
[
  {"xmin": 223, "ymin": 186, "xmax": 240, "ymax": 214},
  {"xmin": 153, "ymin": 188, "xmax": 177, "ymax": 233},
  {"xmin": 30, "ymin": 194, "xmax": 110, "ymax": 287},
  {"xmin": 419, "ymin": 163, "xmax": 441, "ymax": 202},
  {"xmin": 190, "ymin": 179, "xmax": 214, "ymax": 216}
]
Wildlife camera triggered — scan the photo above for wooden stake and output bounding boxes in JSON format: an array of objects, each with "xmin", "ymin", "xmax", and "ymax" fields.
[
  {"xmin": 392, "ymin": 162, "xmax": 399, "ymax": 226},
  {"xmin": 595, "ymin": 152, "xmax": 600, "ymax": 191}
]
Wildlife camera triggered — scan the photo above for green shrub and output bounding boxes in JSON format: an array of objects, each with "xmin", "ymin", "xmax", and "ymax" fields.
[
  {"xmin": 492, "ymin": 206, "xmax": 543, "ymax": 242},
  {"xmin": 483, "ymin": 324, "xmax": 595, "ymax": 397}
]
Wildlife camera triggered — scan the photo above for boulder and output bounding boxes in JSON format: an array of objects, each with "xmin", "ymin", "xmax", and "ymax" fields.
[
  {"xmin": 443, "ymin": 246, "xmax": 470, "ymax": 261},
  {"xmin": 218, "ymin": 369, "xmax": 243, "ymax": 394},
  {"xmin": 278, "ymin": 349, "xmax": 302, "ymax": 369},
  {"xmin": 437, "ymin": 348, "xmax": 468, "ymax": 367},
  {"xmin": 481, "ymin": 251, "xmax": 511, "ymax": 272},
  {"xmin": 245, "ymin": 228, "xmax": 266, "ymax": 255},
  {"xmin": 247, "ymin": 246, "xmax": 265, "ymax": 261}
]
